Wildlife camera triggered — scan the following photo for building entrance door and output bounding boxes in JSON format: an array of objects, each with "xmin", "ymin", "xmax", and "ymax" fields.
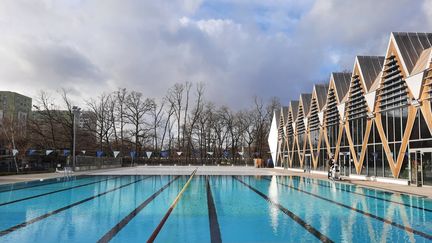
[
  {"xmin": 339, "ymin": 152, "xmax": 351, "ymax": 176},
  {"xmin": 410, "ymin": 149, "xmax": 432, "ymax": 186}
]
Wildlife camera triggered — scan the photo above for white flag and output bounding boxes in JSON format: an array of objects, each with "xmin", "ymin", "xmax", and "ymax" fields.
[
  {"xmin": 12, "ymin": 149, "xmax": 18, "ymax": 156},
  {"xmin": 177, "ymin": 152, "xmax": 183, "ymax": 156},
  {"xmin": 46, "ymin": 150, "xmax": 53, "ymax": 156},
  {"xmin": 146, "ymin": 151, "xmax": 152, "ymax": 158},
  {"xmin": 82, "ymin": 150, "xmax": 86, "ymax": 155},
  {"xmin": 113, "ymin": 151, "xmax": 120, "ymax": 158}
]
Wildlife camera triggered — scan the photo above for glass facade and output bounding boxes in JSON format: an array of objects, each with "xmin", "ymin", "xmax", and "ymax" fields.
[
  {"xmin": 286, "ymin": 110, "xmax": 294, "ymax": 168},
  {"xmin": 294, "ymin": 104, "xmax": 306, "ymax": 169},
  {"xmin": 325, "ymin": 88, "xmax": 339, "ymax": 157},
  {"xmin": 308, "ymin": 98, "xmax": 321, "ymax": 170},
  {"xmin": 278, "ymin": 33, "xmax": 432, "ymax": 184}
]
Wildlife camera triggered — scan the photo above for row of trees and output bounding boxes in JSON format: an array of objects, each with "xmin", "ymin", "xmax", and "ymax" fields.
[{"xmin": 2, "ymin": 82, "xmax": 279, "ymax": 163}]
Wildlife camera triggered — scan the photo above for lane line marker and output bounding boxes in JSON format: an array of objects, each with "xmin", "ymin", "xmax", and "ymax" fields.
[
  {"xmin": 283, "ymin": 176, "xmax": 432, "ymax": 212},
  {"xmin": 147, "ymin": 168, "xmax": 198, "ymax": 243},
  {"xmin": 0, "ymin": 176, "xmax": 120, "ymax": 207},
  {"xmin": 0, "ymin": 176, "xmax": 151, "ymax": 237},
  {"xmin": 206, "ymin": 176, "xmax": 222, "ymax": 243},
  {"xmin": 0, "ymin": 175, "xmax": 91, "ymax": 193},
  {"xmin": 263, "ymin": 177, "xmax": 432, "ymax": 240},
  {"xmin": 97, "ymin": 176, "xmax": 181, "ymax": 243},
  {"xmin": 233, "ymin": 176, "xmax": 334, "ymax": 243}
]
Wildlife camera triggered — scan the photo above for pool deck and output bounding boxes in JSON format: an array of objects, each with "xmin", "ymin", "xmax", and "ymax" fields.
[{"xmin": 1, "ymin": 166, "xmax": 431, "ymax": 198}]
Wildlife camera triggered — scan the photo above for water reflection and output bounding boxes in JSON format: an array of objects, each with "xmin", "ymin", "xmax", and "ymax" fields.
[
  {"xmin": 268, "ymin": 175, "xmax": 279, "ymax": 232},
  {"xmin": 263, "ymin": 176, "xmax": 431, "ymax": 242}
]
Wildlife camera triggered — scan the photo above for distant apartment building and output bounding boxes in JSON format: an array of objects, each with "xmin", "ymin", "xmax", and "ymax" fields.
[{"xmin": 0, "ymin": 91, "xmax": 32, "ymax": 129}]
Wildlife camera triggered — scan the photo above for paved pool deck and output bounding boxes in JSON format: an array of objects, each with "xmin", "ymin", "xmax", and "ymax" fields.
[{"xmin": 1, "ymin": 166, "xmax": 431, "ymax": 198}]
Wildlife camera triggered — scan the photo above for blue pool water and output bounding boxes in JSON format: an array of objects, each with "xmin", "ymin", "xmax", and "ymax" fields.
[{"xmin": 0, "ymin": 174, "xmax": 431, "ymax": 242}]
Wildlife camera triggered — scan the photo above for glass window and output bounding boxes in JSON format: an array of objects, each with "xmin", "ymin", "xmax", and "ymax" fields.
[
  {"xmin": 401, "ymin": 107, "xmax": 408, "ymax": 130},
  {"xmin": 394, "ymin": 143, "xmax": 401, "ymax": 162},
  {"xmin": 362, "ymin": 118, "xmax": 366, "ymax": 141},
  {"xmin": 293, "ymin": 152, "xmax": 299, "ymax": 168},
  {"xmin": 311, "ymin": 130, "xmax": 318, "ymax": 148},
  {"xmin": 382, "ymin": 112, "xmax": 387, "ymax": 138},
  {"xmin": 367, "ymin": 145, "xmax": 376, "ymax": 177},
  {"xmin": 369, "ymin": 122, "xmax": 374, "ymax": 144},
  {"xmin": 320, "ymin": 139, "xmax": 327, "ymax": 171},
  {"xmin": 420, "ymin": 111, "xmax": 432, "ymax": 139},
  {"xmin": 387, "ymin": 110, "xmax": 394, "ymax": 142},
  {"xmin": 361, "ymin": 147, "xmax": 368, "ymax": 175},
  {"xmin": 384, "ymin": 149, "xmax": 393, "ymax": 177},
  {"xmin": 357, "ymin": 119, "xmax": 361, "ymax": 145},
  {"xmin": 354, "ymin": 119, "xmax": 358, "ymax": 145},
  {"xmin": 306, "ymin": 141, "xmax": 311, "ymax": 154},
  {"xmin": 319, "ymin": 148, "xmax": 325, "ymax": 171},
  {"xmin": 394, "ymin": 108, "xmax": 401, "ymax": 141},
  {"xmin": 342, "ymin": 128, "xmax": 348, "ymax": 147},
  {"xmin": 399, "ymin": 152, "xmax": 409, "ymax": 179},
  {"xmin": 374, "ymin": 121, "xmax": 381, "ymax": 144},
  {"xmin": 411, "ymin": 111, "xmax": 420, "ymax": 140},
  {"xmin": 375, "ymin": 144, "xmax": 383, "ymax": 177}
]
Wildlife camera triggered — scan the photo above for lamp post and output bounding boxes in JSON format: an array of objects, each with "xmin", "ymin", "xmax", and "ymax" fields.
[{"xmin": 72, "ymin": 106, "xmax": 81, "ymax": 171}]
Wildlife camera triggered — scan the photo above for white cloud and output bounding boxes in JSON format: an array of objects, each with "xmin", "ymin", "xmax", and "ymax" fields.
[
  {"xmin": 0, "ymin": 0, "xmax": 431, "ymax": 109},
  {"xmin": 183, "ymin": 0, "xmax": 203, "ymax": 13},
  {"xmin": 424, "ymin": 0, "xmax": 432, "ymax": 26},
  {"xmin": 196, "ymin": 19, "xmax": 238, "ymax": 36},
  {"xmin": 179, "ymin": 16, "xmax": 191, "ymax": 26}
]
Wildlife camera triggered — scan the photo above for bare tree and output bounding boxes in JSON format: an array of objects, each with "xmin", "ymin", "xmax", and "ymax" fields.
[
  {"xmin": 0, "ymin": 116, "xmax": 27, "ymax": 172},
  {"xmin": 182, "ymin": 82, "xmax": 192, "ymax": 150},
  {"xmin": 115, "ymin": 88, "xmax": 128, "ymax": 153},
  {"xmin": 31, "ymin": 91, "xmax": 59, "ymax": 148},
  {"xmin": 59, "ymin": 89, "xmax": 75, "ymax": 150},
  {"xmin": 242, "ymin": 110, "xmax": 256, "ymax": 159},
  {"xmin": 86, "ymin": 93, "xmax": 115, "ymax": 152},
  {"xmin": 125, "ymin": 91, "xmax": 152, "ymax": 153},
  {"xmin": 160, "ymin": 103, "xmax": 175, "ymax": 152},
  {"xmin": 186, "ymin": 83, "xmax": 204, "ymax": 158},
  {"xmin": 7, "ymin": 82, "xmax": 280, "ymax": 169},
  {"xmin": 166, "ymin": 83, "xmax": 184, "ymax": 150},
  {"xmin": 148, "ymin": 98, "xmax": 165, "ymax": 152},
  {"xmin": 213, "ymin": 106, "xmax": 229, "ymax": 160}
]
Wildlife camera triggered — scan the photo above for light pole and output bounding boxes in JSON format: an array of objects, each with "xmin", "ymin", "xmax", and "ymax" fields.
[{"xmin": 72, "ymin": 106, "xmax": 81, "ymax": 171}]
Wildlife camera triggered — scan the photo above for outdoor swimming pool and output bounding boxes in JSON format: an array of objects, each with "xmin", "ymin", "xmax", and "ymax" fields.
[{"xmin": 0, "ymin": 173, "xmax": 431, "ymax": 242}]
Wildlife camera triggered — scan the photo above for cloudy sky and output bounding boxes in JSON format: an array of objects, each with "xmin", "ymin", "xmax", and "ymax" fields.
[{"xmin": 0, "ymin": 0, "xmax": 431, "ymax": 109}]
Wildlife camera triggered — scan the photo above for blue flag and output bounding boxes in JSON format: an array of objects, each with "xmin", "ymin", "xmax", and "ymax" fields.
[
  {"xmin": 130, "ymin": 151, "xmax": 136, "ymax": 158},
  {"xmin": 63, "ymin": 150, "xmax": 70, "ymax": 156},
  {"xmin": 193, "ymin": 149, "xmax": 200, "ymax": 156},
  {"xmin": 28, "ymin": 149, "xmax": 36, "ymax": 156},
  {"xmin": 223, "ymin": 150, "xmax": 229, "ymax": 158},
  {"xmin": 160, "ymin": 150, "xmax": 169, "ymax": 158},
  {"xmin": 96, "ymin": 151, "xmax": 103, "ymax": 158}
]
